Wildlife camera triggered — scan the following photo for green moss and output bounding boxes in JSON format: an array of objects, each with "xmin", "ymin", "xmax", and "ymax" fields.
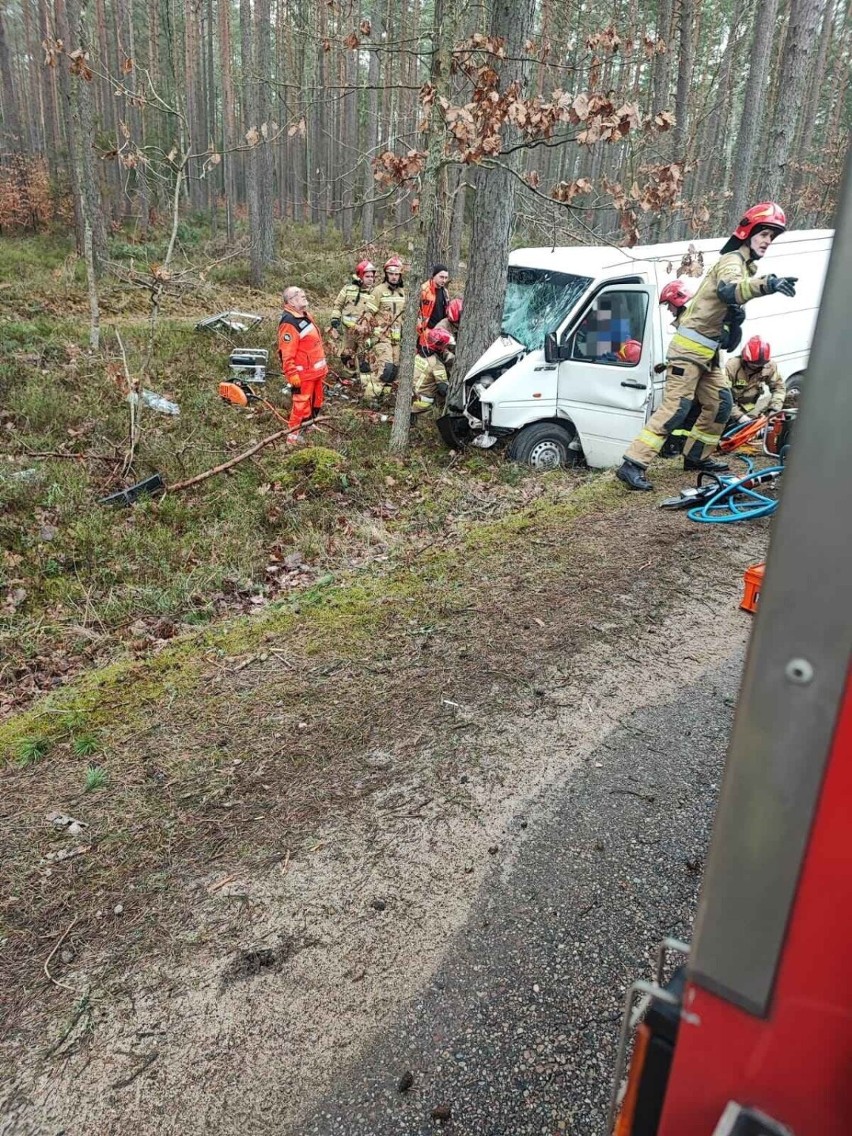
[{"xmin": 269, "ymin": 446, "xmax": 348, "ymax": 492}]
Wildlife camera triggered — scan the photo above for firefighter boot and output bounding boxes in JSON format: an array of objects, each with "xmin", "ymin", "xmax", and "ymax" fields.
[
  {"xmin": 684, "ymin": 456, "xmax": 730, "ymax": 473},
  {"xmin": 616, "ymin": 458, "xmax": 653, "ymax": 491}
]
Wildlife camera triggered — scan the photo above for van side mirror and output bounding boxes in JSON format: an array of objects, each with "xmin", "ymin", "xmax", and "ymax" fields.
[{"xmin": 544, "ymin": 332, "xmax": 558, "ymax": 364}]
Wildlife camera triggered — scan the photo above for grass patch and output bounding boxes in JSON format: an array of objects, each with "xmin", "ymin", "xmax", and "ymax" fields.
[{"xmin": 83, "ymin": 763, "xmax": 108, "ymax": 792}]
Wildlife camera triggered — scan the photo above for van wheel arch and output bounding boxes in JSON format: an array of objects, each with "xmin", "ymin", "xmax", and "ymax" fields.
[{"xmin": 508, "ymin": 420, "xmax": 583, "ymax": 471}]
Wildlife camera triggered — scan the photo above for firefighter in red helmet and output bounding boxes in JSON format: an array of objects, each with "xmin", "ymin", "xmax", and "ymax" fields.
[
  {"xmin": 360, "ymin": 255, "xmax": 406, "ymax": 404},
  {"xmin": 617, "ymin": 202, "xmax": 798, "ymax": 491},
  {"xmin": 412, "ymin": 326, "xmax": 453, "ymax": 414},
  {"xmin": 726, "ymin": 336, "xmax": 786, "ymax": 425},
  {"xmin": 432, "ymin": 296, "xmax": 463, "ymax": 375},
  {"xmin": 329, "ymin": 259, "xmax": 376, "ymax": 377}
]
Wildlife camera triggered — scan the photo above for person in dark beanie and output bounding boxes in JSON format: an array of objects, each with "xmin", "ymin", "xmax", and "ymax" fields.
[{"xmin": 417, "ymin": 264, "xmax": 450, "ymax": 347}]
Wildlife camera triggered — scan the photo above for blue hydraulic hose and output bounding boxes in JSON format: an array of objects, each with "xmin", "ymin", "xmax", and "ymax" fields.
[{"xmin": 687, "ymin": 457, "xmax": 785, "ymax": 523}]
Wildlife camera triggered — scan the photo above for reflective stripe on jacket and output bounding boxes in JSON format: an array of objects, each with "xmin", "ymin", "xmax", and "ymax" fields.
[
  {"xmin": 331, "ymin": 278, "xmax": 371, "ymax": 327},
  {"xmin": 365, "ymin": 282, "xmax": 406, "ymax": 343},
  {"xmin": 669, "ymin": 248, "xmax": 772, "ymax": 366}
]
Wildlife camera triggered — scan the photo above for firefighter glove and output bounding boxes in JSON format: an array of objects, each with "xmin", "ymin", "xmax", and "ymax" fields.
[
  {"xmin": 287, "ymin": 376, "xmax": 301, "ymax": 391},
  {"xmin": 766, "ymin": 275, "xmax": 798, "ymax": 297}
]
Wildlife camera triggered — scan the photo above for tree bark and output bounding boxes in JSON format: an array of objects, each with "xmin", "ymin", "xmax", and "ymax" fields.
[
  {"xmin": 763, "ymin": 0, "xmax": 826, "ymax": 201},
  {"xmin": 0, "ymin": 3, "xmax": 23, "ymax": 150},
  {"xmin": 729, "ymin": 0, "xmax": 783, "ymax": 223}
]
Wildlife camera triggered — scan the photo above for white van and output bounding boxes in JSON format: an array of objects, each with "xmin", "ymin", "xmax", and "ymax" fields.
[{"xmin": 441, "ymin": 230, "xmax": 832, "ymax": 469}]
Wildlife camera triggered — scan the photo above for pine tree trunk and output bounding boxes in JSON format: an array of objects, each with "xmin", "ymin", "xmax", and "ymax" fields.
[
  {"xmin": 218, "ymin": 0, "xmax": 237, "ymax": 240},
  {"xmin": 764, "ymin": 0, "xmax": 826, "ymax": 200},
  {"xmin": 240, "ymin": 0, "xmax": 262, "ymax": 285},
  {"xmin": 0, "ymin": 2, "xmax": 23, "ymax": 149},
  {"xmin": 729, "ymin": 0, "xmax": 783, "ymax": 223},
  {"xmin": 361, "ymin": 4, "xmax": 381, "ymax": 243},
  {"xmin": 254, "ymin": 0, "xmax": 274, "ymax": 265}
]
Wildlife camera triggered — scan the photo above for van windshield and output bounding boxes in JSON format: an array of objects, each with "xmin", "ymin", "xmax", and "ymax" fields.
[{"xmin": 502, "ymin": 267, "xmax": 593, "ymax": 352}]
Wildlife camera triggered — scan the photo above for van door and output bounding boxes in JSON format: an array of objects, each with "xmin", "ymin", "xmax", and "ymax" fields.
[{"xmin": 555, "ymin": 283, "xmax": 656, "ymax": 467}]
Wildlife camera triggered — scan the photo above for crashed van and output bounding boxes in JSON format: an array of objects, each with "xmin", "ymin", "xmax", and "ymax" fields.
[{"xmin": 439, "ymin": 230, "xmax": 832, "ymax": 469}]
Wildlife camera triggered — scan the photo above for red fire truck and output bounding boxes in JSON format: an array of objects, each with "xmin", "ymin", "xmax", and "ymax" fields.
[{"xmin": 610, "ymin": 159, "xmax": 852, "ymax": 1136}]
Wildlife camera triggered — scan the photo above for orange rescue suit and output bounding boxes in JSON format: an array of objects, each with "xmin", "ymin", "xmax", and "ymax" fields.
[{"xmin": 278, "ymin": 307, "xmax": 328, "ymax": 430}]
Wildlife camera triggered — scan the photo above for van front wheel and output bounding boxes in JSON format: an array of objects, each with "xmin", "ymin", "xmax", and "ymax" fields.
[{"xmin": 508, "ymin": 422, "xmax": 581, "ymax": 470}]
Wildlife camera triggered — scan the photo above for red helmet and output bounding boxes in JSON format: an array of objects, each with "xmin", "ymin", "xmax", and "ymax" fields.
[
  {"xmin": 659, "ymin": 280, "xmax": 691, "ymax": 309},
  {"xmin": 426, "ymin": 327, "xmax": 452, "ymax": 351},
  {"xmin": 733, "ymin": 202, "xmax": 786, "ymax": 241},
  {"xmin": 384, "ymin": 255, "xmax": 403, "ymax": 273},
  {"xmin": 355, "ymin": 259, "xmax": 376, "ymax": 281},
  {"xmin": 617, "ymin": 339, "xmax": 642, "ymax": 364},
  {"xmin": 447, "ymin": 297, "xmax": 463, "ymax": 323},
  {"xmin": 742, "ymin": 335, "xmax": 771, "ymax": 366},
  {"xmin": 722, "ymin": 202, "xmax": 786, "ymax": 253}
]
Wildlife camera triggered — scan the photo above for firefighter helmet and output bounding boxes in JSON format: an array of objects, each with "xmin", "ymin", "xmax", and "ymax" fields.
[
  {"xmin": 742, "ymin": 335, "xmax": 771, "ymax": 366},
  {"xmin": 355, "ymin": 259, "xmax": 376, "ymax": 281},
  {"xmin": 447, "ymin": 297, "xmax": 464, "ymax": 323},
  {"xmin": 617, "ymin": 339, "xmax": 642, "ymax": 364},
  {"xmin": 426, "ymin": 327, "xmax": 452, "ymax": 351},
  {"xmin": 721, "ymin": 202, "xmax": 786, "ymax": 253},
  {"xmin": 383, "ymin": 255, "xmax": 403, "ymax": 273},
  {"xmin": 659, "ymin": 280, "xmax": 691, "ymax": 309}
]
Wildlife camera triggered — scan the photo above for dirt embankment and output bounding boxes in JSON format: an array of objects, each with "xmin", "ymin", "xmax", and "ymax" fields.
[{"xmin": 0, "ymin": 480, "xmax": 768, "ymax": 1136}]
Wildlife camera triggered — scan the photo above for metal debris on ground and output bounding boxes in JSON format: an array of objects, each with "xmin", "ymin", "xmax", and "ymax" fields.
[
  {"xmin": 99, "ymin": 473, "xmax": 164, "ymax": 507},
  {"xmin": 195, "ymin": 311, "xmax": 264, "ymax": 334}
]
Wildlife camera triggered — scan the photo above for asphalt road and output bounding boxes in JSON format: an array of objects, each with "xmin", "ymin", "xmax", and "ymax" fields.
[{"xmin": 300, "ymin": 652, "xmax": 743, "ymax": 1136}]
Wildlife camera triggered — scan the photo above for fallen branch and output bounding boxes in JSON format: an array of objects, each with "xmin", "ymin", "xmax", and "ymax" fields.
[
  {"xmin": 44, "ymin": 916, "xmax": 79, "ymax": 992},
  {"xmin": 169, "ymin": 417, "xmax": 328, "ymax": 493}
]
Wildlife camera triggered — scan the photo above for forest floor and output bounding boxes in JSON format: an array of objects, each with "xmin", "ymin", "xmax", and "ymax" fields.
[{"xmin": 0, "ymin": 231, "xmax": 772, "ymax": 1134}]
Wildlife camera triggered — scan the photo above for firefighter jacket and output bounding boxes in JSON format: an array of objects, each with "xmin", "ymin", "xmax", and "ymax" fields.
[
  {"xmin": 331, "ymin": 277, "xmax": 372, "ymax": 329},
  {"xmin": 668, "ymin": 247, "xmax": 774, "ymax": 368},
  {"xmin": 725, "ymin": 358, "xmax": 785, "ymax": 422},
  {"xmin": 278, "ymin": 307, "xmax": 328, "ymax": 388},
  {"xmin": 417, "ymin": 280, "xmax": 449, "ymax": 345},
  {"xmin": 433, "ymin": 316, "xmax": 459, "ymax": 369},
  {"xmin": 364, "ymin": 282, "xmax": 406, "ymax": 344}
]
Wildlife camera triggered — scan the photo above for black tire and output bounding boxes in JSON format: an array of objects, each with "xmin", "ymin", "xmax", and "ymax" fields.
[
  {"xmin": 507, "ymin": 421, "xmax": 581, "ymax": 471},
  {"xmin": 436, "ymin": 413, "xmax": 473, "ymax": 450},
  {"xmin": 785, "ymin": 371, "xmax": 804, "ymax": 406}
]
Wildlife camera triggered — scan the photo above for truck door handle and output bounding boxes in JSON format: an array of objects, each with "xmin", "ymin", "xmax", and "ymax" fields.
[{"xmin": 620, "ymin": 380, "xmax": 646, "ymax": 389}]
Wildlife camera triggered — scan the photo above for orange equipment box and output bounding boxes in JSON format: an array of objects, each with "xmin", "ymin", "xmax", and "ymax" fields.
[{"xmin": 740, "ymin": 562, "xmax": 766, "ymax": 614}]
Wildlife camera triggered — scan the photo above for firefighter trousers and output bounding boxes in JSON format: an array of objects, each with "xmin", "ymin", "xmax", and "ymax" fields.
[
  {"xmin": 363, "ymin": 339, "xmax": 399, "ymax": 401},
  {"xmin": 288, "ymin": 376, "xmax": 325, "ymax": 431},
  {"xmin": 624, "ymin": 359, "xmax": 733, "ymax": 467}
]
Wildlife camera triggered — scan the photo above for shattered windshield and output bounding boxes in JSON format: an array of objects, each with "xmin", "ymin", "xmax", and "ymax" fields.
[{"xmin": 501, "ymin": 267, "xmax": 593, "ymax": 352}]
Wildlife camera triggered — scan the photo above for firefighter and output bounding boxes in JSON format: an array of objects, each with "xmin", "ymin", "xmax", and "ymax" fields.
[
  {"xmin": 412, "ymin": 327, "xmax": 453, "ymax": 413},
  {"xmin": 417, "ymin": 264, "xmax": 450, "ymax": 347},
  {"xmin": 726, "ymin": 336, "xmax": 786, "ymax": 424},
  {"xmin": 360, "ymin": 255, "xmax": 406, "ymax": 403},
  {"xmin": 329, "ymin": 260, "xmax": 376, "ymax": 378},
  {"xmin": 433, "ymin": 297, "xmax": 463, "ymax": 373},
  {"xmin": 657, "ymin": 280, "xmax": 747, "ymax": 457},
  {"xmin": 617, "ymin": 202, "xmax": 798, "ymax": 491},
  {"xmin": 278, "ymin": 285, "xmax": 329, "ymax": 443}
]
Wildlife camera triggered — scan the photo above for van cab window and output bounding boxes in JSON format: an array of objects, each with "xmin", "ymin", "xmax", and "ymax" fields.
[
  {"xmin": 502, "ymin": 267, "xmax": 593, "ymax": 352},
  {"xmin": 569, "ymin": 291, "xmax": 649, "ymax": 365}
]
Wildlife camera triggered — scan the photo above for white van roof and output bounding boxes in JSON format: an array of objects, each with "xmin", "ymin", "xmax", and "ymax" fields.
[{"xmin": 510, "ymin": 229, "xmax": 834, "ymax": 278}]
